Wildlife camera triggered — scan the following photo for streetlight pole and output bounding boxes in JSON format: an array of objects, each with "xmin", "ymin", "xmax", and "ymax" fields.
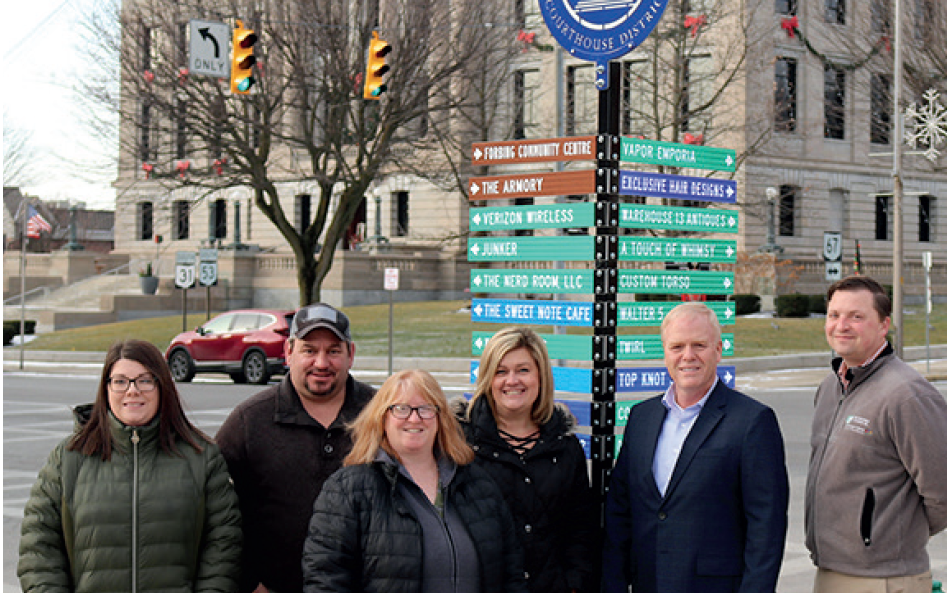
[{"xmin": 891, "ymin": 0, "xmax": 904, "ymax": 358}]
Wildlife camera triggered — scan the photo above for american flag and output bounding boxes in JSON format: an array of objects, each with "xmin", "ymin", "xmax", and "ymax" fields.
[{"xmin": 26, "ymin": 205, "xmax": 52, "ymax": 239}]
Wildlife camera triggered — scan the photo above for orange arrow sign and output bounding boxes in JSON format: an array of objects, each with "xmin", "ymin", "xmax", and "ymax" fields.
[{"xmin": 468, "ymin": 169, "xmax": 597, "ymax": 201}]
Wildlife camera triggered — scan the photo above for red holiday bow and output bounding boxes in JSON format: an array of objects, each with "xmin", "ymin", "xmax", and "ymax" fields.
[
  {"xmin": 213, "ymin": 158, "xmax": 227, "ymax": 176},
  {"xmin": 683, "ymin": 133, "xmax": 705, "ymax": 145},
  {"xmin": 143, "ymin": 70, "xmax": 155, "ymax": 83},
  {"xmin": 178, "ymin": 67, "xmax": 189, "ymax": 84},
  {"xmin": 881, "ymin": 35, "xmax": 891, "ymax": 52},
  {"xmin": 684, "ymin": 15, "xmax": 707, "ymax": 37},
  {"xmin": 176, "ymin": 160, "xmax": 190, "ymax": 179},
  {"xmin": 517, "ymin": 30, "xmax": 536, "ymax": 44},
  {"xmin": 142, "ymin": 163, "xmax": 154, "ymax": 179},
  {"xmin": 781, "ymin": 16, "xmax": 798, "ymax": 37}
]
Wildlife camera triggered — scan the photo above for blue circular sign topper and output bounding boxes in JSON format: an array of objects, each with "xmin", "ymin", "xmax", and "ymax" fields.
[{"xmin": 540, "ymin": 0, "xmax": 671, "ymax": 89}]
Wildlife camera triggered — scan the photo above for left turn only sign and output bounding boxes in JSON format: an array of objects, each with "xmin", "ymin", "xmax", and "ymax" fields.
[{"xmin": 189, "ymin": 20, "xmax": 230, "ymax": 78}]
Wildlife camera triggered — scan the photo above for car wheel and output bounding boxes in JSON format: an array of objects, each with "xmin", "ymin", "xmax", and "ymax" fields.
[
  {"xmin": 243, "ymin": 350, "xmax": 270, "ymax": 385},
  {"xmin": 168, "ymin": 349, "xmax": 196, "ymax": 382}
]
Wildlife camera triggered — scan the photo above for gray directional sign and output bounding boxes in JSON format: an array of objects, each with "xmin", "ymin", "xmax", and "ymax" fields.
[{"xmin": 189, "ymin": 20, "xmax": 230, "ymax": 78}]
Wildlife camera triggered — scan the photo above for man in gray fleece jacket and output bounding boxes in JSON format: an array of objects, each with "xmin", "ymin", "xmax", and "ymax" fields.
[{"xmin": 805, "ymin": 276, "xmax": 947, "ymax": 593}]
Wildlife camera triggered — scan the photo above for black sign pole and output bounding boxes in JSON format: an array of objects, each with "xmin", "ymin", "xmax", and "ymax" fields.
[{"xmin": 591, "ymin": 60, "xmax": 621, "ymax": 524}]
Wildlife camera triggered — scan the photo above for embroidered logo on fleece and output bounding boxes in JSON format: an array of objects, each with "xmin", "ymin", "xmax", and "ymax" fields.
[{"xmin": 844, "ymin": 415, "xmax": 873, "ymax": 436}]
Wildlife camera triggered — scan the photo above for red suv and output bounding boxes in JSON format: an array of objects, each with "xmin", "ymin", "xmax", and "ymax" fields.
[{"xmin": 166, "ymin": 309, "xmax": 296, "ymax": 384}]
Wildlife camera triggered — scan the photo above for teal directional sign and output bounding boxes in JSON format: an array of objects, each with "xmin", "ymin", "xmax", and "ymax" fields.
[
  {"xmin": 620, "ymin": 138, "xmax": 736, "ymax": 172},
  {"xmin": 619, "ymin": 237, "xmax": 736, "ymax": 263},
  {"xmin": 472, "ymin": 331, "xmax": 735, "ymax": 360},
  {"xmin": 470, "ymin": 204, "xmax": 596, "ymax": 232},
  {"xmin": 619, "ymin": 170, "xmax": 737, "ymax": 203},
  {"xmin": 468, "ymin": 236, "xmax": 592, "ymax": 261},
  {"xmin": 471, "ymin": 298, "xmax": 735, "ymax": 327},
  {"xmin": 618, "ymin": 270, "xmax": 734, "ymax": 295},
  {"xmin": 618, "ymin": 301, "xmax": 735, "ymax": 326},
  {"xmin": 621, "ymin": 204, "xmax": 739, "ymax": 233},
  {"xmin": 471, "ymin": 269, "xmax": 593, "ymax": 294},
  {"xmin": 471, "ymin": 269, "xmax": 734, "ymax": 295}
]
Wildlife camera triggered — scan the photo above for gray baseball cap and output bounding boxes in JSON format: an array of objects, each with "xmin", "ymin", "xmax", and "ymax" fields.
[{"xmin": 290, "ymin": 304, "xmax": 352, "ymax": 342}]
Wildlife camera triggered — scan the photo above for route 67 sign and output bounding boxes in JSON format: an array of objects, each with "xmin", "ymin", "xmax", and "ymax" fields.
[{"xmin": 823, "ymin": 232, "xmax": 842, "ymax": 262}]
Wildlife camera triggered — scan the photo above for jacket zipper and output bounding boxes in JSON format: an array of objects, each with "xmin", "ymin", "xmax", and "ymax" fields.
[{"xmin": 131, "ymin": 429, "xmax": 140, "ymax": 593}]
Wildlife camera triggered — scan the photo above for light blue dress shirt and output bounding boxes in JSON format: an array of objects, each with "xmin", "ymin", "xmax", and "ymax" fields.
[{"xmin": 651, "ymin": 378, "xmax": 717, "ymax": 496}]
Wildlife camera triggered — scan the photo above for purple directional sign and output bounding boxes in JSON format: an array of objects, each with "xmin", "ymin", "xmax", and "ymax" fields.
[
  {"xmin": 540, "ymin": 0, "xmax": 671, "ymax": 89},
  {"xmin": 619, "ymin": 170, "xmax": 737, "ymax": 203}
]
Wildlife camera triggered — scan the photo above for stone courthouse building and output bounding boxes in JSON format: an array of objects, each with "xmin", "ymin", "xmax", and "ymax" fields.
[{"xmin": 109, "ymin": 0, "xmax": 945, "ymax": 309}]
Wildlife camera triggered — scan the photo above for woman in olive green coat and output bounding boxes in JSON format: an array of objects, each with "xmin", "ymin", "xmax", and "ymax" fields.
[{"xmin": 18, "ymin": 339, "xmax": 242, "ymax": 593}]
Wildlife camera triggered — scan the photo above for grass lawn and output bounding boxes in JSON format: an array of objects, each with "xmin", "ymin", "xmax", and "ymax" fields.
[{"xmin": 16, "ymin": 300, "xmax": 947, "ymax": 359}]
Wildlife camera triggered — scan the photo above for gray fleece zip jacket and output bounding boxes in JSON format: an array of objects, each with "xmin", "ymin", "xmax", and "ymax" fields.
[{"xmin": 804, "ymin": 345, "xmax": 947, "ymax": 577}]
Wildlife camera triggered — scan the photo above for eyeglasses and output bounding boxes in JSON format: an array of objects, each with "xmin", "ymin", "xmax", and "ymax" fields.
[
  {"xmin": 108, "ymin": 375, "xmax": 157, "ymax": 393},
  {"xmin": 387, "ymin": 404, "xmax": 439, "ymax": 420}
]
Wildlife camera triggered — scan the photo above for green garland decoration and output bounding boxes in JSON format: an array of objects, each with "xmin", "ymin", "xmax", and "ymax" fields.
[{"xmin": 783, "ymin": 18, "xmax": 889, "ymax": 71}]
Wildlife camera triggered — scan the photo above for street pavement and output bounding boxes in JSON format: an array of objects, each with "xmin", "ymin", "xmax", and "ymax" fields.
[{"xmin": 4, "ymin": 348, "xmax": 947, "ymax": 593}]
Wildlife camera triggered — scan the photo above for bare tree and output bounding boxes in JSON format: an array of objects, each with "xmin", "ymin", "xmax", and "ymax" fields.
[
  {"xmin": 3, "ymin": 113, "xmax": 39, "ymax": 188},
  {"xmin": 81, "ymin": 0, "xmax": 518, "ymax": 305}
]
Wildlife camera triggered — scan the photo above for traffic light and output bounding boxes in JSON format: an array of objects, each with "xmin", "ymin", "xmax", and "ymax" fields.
[
  {"xmin": 231, "ymin": 20, "xmax": 258, "ymax": 95},
  {"xmin": 363, "ymin": 31, "xmax": 391, "ymax": 100}
]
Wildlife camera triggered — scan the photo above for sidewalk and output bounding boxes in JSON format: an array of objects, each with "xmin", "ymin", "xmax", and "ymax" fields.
[{"xmin": 5, "ymin": 345, "xmax": 947, "ymax": 383}]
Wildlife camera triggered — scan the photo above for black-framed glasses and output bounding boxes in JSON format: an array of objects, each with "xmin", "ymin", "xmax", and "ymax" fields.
[
  {"xmin": 108, "ymin": 375, "xmax": 157, "ymax": 393},
  {"xmin": 387, "ymin": 404, "xmax": 439, "ymax": 420}
]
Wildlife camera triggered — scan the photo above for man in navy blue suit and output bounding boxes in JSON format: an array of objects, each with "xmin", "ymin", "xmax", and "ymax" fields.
[{"xmin": 603, "ymin": 302, "xmax": 789, "ymax": 593}]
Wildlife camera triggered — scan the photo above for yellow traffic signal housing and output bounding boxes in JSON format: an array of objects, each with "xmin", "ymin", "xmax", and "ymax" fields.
[
  {"xmin": 231, "ymin": 20, "xmax": 258, "ymax": 95},
  {"xmin": 363, "ymin": 31, "xmax": 391, "ymax": 100}
]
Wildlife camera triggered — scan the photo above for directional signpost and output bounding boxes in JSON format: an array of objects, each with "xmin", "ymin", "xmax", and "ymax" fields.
[
  {"xmin": 472, "ymin": 136, "xmax": 596, "ymax": 166},
  {"xmin": 621, "ymin": 203, "xmax": 739, "ymax": 233},
  {"xmin": 619, "ymin": 170, "xmax": 737, "ymax": 203},
  {"xmin": 471, "ymin": 298, "xmax": 735, "ymax": 327},
  {"xmin": 471, "ymin": 269, "xmax": 734, "ymax": 295},
  {"xmin": 470, "ymin": 203, "xmax": 596, "ymax": 232},
  {"xmin": 471, "ymin": 331, "xmax": 734, "ymax": 360},
  {"xmin": 468, "ymin": 236, "xmax": 736, "ymax": 263}
]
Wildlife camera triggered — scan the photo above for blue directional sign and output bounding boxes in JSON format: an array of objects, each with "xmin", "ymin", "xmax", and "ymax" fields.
[
  {"xmin": 619, "ymin": 170, "xmax": 737, "ymax": 204},
  {"xmin": 539, "ymin": 0, "xmax": 671, "ymax": 90},
  {"xmin": 471, "ymin": 298, "xmax": 735, "ymax": 327}
]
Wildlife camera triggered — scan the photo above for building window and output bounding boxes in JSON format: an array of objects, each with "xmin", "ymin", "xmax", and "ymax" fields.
[
  {"xmin": 566, "ymin": 64, "xmax": 597, "ymax": 136},
  {"xmin": 825, "ymin": 0, "xmax": 845, "ymax": 23},
  {"xmin": 775, "ymin": 58, "xmax": 797, "ymax": 133},
  {"xmin": 919, "ymin": 195, "xmax": 933, "ymax": 242},
  {"xmin": 175, "ymin": 97, "xmax": 187, "ymax": 160},
  {"xmin": 824, "ymin": 66, "xmax": 845, "ymax": 139},
  {"xmin": 914, "ymin": 0, "xmax": 933, "ymax": 40},
  {"xmin": 295, "ymin": 194, "xmax": 311, "ymax": 232},
  {"xmin": 875, "ymin": 194, "xmax": 890, "ymax": 240},
  {"xmin": 681, "ymin": 55, "xmax": 712, "ymax": 134},
  {"xmin": 173, "ymin": 200, "xmax": 190, "ymax": 240},
  {"xmin": 776, "ymin": 0, "xmax": 796, "ymax": 15},
  {"xmin": 139, "ymin": 201, "xmax": 154, "ymax": 241},
  {"xmin": 778, "ymin": 185, "xmax": 796, "ymax": 237},
  {"xmin": 621, "ymin": 60, "xmax": 650, "ymax": 138},
  {"xmin": 140, "ymin": 101, "xmax": 158, "ymax": 163},
  {"xmin": 395, "ymin": 191, "xmax": 409, "ymax": 236},
  {"xmin": 212, "ymin": 199, "xmax": 227, "ymax": 240},
  {"xmin": 871, "ymin": 74, "xmax": 891, "ymax": 144},
  {"xmin": 514, "ymin": 69, "xmax": 541, "ymax": 140},
  {"xmin": 828, "ymin": 189, "xmax": 848, "ymax": 234},
  {"xmin": 872, "ymin": 0, "xmax": 891, "ymax": 32}
]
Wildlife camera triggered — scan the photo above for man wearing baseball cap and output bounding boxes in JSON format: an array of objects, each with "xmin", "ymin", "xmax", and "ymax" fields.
[{"xmin": 217, "ymin": 303, "xmax": 375, "ymax": 593}]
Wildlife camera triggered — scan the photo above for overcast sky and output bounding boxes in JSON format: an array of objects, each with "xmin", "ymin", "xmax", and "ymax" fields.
[{"xmin": 4, "ymin": 0, "xmax": 117, "ymax": 209}]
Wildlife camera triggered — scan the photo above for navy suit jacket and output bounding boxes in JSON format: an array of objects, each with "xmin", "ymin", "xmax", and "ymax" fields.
[{"xmin": 602, "ymin": 381, "xmax": 789, "ymax": 593}]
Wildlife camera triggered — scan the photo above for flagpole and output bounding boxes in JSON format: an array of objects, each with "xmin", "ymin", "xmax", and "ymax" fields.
[{"xmin": 19, "ymin": 200, "xmax": 29, "ymax": 370}]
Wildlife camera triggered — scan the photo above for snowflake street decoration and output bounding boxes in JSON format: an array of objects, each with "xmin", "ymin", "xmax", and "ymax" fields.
[{"xmin": 904, "ymin": 89, "xmax": 947, "ymax": 162}]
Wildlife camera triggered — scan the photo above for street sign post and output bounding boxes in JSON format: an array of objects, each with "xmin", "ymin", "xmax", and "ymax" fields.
[
  {"xmin": 472, "ymin": 136, "xmax": 596, "ymax": 166},
  {"xmin": 384, "ymin": 268, "xmax": 399, "ymax": 376},
  {"xmin": 175, "ymin": 251, "xmax": 197, "ymax": 332},
  {"xmin": 468, "ymin": 169, "xmax": 596, "ymax": 200},
  {"xmin": 823, "ymin": 231, "xmax": 842, "ymax": 281},
  {"xmin": 467, "ymin": 236, "xmax": 735, "ymax": 263},
  {"xmin": 189, "ymin": 20, "xmax": 230, "ymax": 78},
  {"xmin": 198, "ymin": 248, "xmax": 218, "ymax": 320},
  {"xmin": 471, "ymin": 269, "xmax": 733, "ymax": 295},
  {"xmin": 620, "ymin": 137, "xmax": 737, "ymax": 172},
  {"xmin": 472, "ymin": 331, "xmax": 734, "ymax": 360}
]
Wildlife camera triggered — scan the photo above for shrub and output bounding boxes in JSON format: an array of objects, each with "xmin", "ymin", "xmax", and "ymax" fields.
[
  {"xmin": 808, "ymin": 294, "xmax": 827, "ymax": 315},
  {"xmin": 776, "ymin": 294, "xmax": 810, "ymax": 318},
  {"xmin": 3, "ymin": 320, "xmax": 36, "ymax": 345},
  {"xmin": 731, "ymin": 294, "xmax": 761, "ymax": 315}
]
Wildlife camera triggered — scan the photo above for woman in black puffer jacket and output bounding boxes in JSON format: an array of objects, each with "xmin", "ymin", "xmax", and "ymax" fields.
[
  {"xmin": 457, "ymin": 327, "xmax": 600, "ymax": 593},
  {"xmin": 302, "ymin": 369, "xmax": 528, "ymax": 593}
]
